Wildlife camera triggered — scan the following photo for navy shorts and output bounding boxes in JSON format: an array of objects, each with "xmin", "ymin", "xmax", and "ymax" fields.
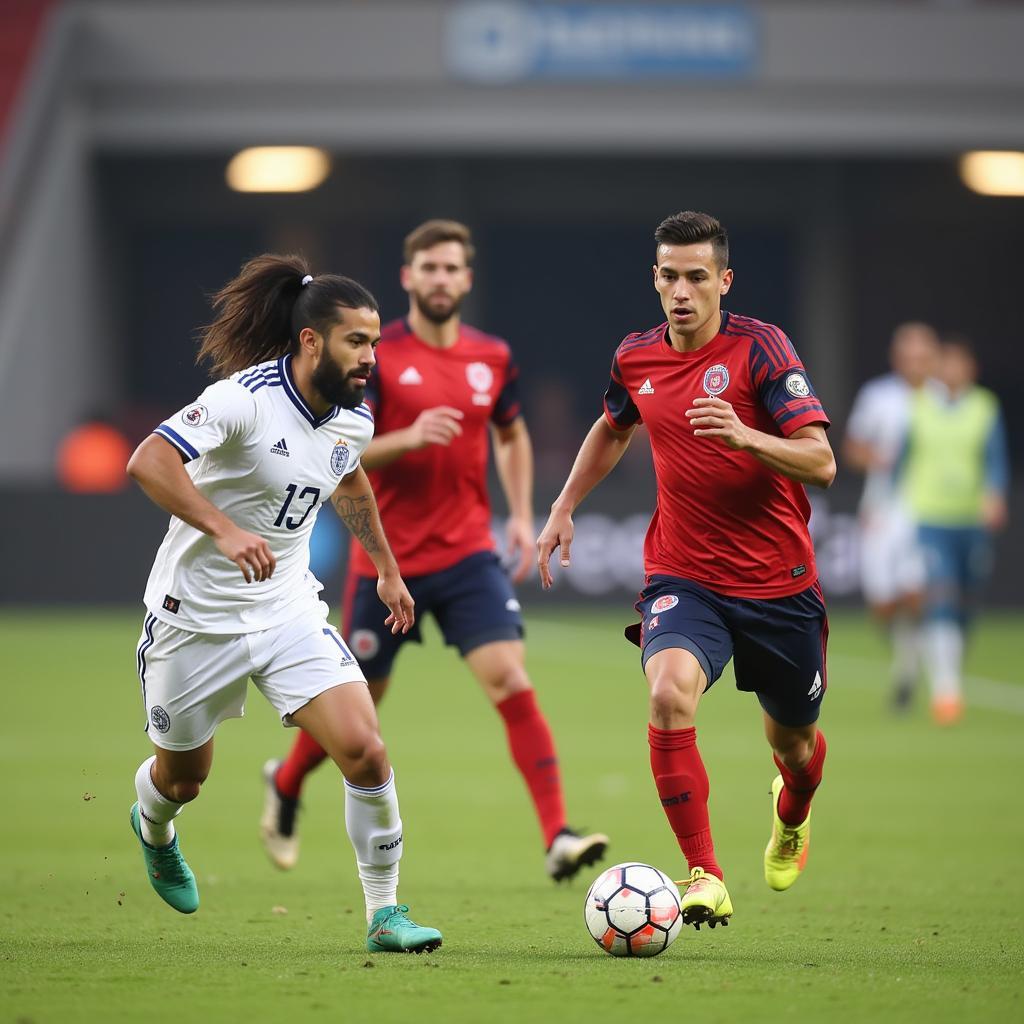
[
  {"xmin": 627, "ymin": 575, "xmax": 829, "ymax": 727},
  {"xmin": 343, "ymin": 551, "xmax": 524, "ymax": 680}
]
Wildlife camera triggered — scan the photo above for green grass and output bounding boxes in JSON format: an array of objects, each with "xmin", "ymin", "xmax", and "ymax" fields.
[{"xmin": 2, "ymin": 608, "xmax": 1023, "ymax": 1023}]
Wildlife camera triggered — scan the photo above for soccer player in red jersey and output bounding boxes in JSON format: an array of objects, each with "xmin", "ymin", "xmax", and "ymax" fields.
[
  {"xmin": 263, "ymin": 220, "xmax": 608, "ymax": 881},
  {"xmin": 538, "ymin": 211, "xmax": 836, "ymax": 929}
]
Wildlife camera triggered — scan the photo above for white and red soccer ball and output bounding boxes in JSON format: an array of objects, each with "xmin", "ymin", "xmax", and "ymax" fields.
[{"xmin": 584, "ymin": 862, "xmax": 683, "ymax": 957}]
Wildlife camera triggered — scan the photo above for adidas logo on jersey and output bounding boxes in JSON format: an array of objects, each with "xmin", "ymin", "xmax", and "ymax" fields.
[
  {"xmin": 270, "ymin": 438, "xmax": 290, "ymax": 457},
  {"xmin": 399, "ymin": 366, "xmax": 423, "ymax": 385},
  {"xmin": 638, "ymin": 378, "xmax": 655, "ymax": 395}
]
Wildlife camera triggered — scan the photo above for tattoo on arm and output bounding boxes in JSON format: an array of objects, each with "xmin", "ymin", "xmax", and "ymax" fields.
[{"xmin": 331, "ymin": 493, "xmax": 380, "ymax": 553}]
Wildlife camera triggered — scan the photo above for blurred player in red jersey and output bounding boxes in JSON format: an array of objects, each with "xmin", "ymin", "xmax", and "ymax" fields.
[
  {"xmin": 538, "ymin": 212, "xmax": 836, "ymax": 929},
  {"xmin": 262, "ymin": 220, "xmax": 608, "ymax": 881}
]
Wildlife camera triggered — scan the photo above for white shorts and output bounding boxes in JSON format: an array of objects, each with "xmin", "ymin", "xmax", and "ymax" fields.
[
  {"xmin": 134, "ymin": 604, "xmax": 366, "ymax": 751},
  {"xmin": 859, "ymin": 507, "xmax": 926, "ymax": 606}
]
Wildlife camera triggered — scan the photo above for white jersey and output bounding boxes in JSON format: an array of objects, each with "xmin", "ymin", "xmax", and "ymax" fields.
[
  {"xmin": 845, "ymin": 373, "xmax": 913, "ymax": 514},
  {"xmin": 144, "ymin": 354, "xmax": 374, "ymax": 634}
]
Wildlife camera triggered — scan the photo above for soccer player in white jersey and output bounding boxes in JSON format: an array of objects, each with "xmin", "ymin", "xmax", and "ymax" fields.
[
  {"xmin": 126, "ymin": 254, "xmax": 442, "ymax": 953},
  {"xmin": 843, "ymin": 322, "xmax": 939, "ymax": 710}
]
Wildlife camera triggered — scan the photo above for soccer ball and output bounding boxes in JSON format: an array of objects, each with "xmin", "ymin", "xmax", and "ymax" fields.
[{"xmin": 584, "ymin": 862, "xmax": 683, "ymax": 957}]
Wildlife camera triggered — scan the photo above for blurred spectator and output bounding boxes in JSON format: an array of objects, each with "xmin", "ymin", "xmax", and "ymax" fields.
[
  {"xmin": 900, "ymin": 336, "xmax": 1009, "ymax": 725},
  {"xmin": 843, "ymin": 323, "xmax": 939, "ymax": 710},
  {"xmin": 56, "ymin": 419, "xmax": 132, "ymax": 493}
]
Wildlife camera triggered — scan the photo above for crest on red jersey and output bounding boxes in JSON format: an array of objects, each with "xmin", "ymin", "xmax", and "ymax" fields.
[
  {"xmin": 785, "ymin": 372, "xmax": 810, "ymax": 398},
  {"xmin": 466, "ymin": 362, "xmax": 493, "ymax": 394},
  {"xmin": 702, "ymin": 364, "xmax": 729, "ymax": 396}
]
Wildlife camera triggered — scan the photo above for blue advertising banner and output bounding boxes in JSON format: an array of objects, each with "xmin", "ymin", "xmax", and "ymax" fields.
[{"xmin": 447, "ymin": 2, "xmax": 758, "ymax": 83}]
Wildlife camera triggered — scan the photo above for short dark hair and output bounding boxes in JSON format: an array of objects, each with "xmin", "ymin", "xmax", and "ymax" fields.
[
  {"xmin": 654, "ymin": 211, "xmax": 728, "ymax": 269},
  {"xmin": 403, "ymin": 219, "xmax": 475, "ymax": 265}
]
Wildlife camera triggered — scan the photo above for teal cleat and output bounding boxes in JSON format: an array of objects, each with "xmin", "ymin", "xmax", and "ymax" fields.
[
  {"xmin": 366, "ymin": 905, "xmax": 442, "ymax": 953},
  {"xmin": 129, "ymin": 803, "xmax": 199, "ymax": 914}
]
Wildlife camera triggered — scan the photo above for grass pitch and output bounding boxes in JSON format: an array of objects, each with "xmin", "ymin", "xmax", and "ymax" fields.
[{"xmin": 2, "ymin": 607, "xmax": 1023, "ymax": 1023}]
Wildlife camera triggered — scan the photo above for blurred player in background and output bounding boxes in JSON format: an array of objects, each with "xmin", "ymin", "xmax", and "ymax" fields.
[
  {"xmin": 262, "ymin": 220, "xmax": 608, "ymax": 881},
  {"xmin": 900, "ymin": 337, "xmax": 1009, "ymax": 725},
  {"xmin": 843, "ymin": 323, "xmax": 939, "ymax": 710},
  {"xmin": 538, "ymin": 211, "xmax": 835, "ymax": 930},
  {"xmin": 126, "ymin": 256, "xmax": 441, "ymax": 953}
]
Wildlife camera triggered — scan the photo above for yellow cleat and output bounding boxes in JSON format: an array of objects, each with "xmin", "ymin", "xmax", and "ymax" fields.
[
  {"xmin": 764, "ymin": 774, "xmax": 810, "ymax": 892},
  {"xmin": 676, "ymin": 867, "xmax": 733, "ymax": 930}
]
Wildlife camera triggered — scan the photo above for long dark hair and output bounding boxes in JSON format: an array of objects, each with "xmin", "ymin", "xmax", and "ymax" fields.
[{"xmin": 196, "ymin": 253, "xmax": 379, "ymax": 378}]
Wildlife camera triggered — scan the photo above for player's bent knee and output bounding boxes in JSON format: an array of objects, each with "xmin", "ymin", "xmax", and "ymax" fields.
[
  {"xmin": 163, "ymin": 778, "xmax": 204, "ymax": 804},
  {"xmin": 338, "ymin": 733, "xmax": 389, "ymax": 785},
  {"xmin": 488, "ymin": 668, "xmax": 531, "ymax": 703},
  {"xmin": 649, "ymin": 676, "xmax": 699, "ymax": 725},
  {"xmin": 767, "ymin": 726, "xmax": 816, "ymax": 769}
]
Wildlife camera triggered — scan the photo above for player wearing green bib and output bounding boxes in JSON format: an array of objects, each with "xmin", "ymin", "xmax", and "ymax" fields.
[{"xmin": 900, "ymin": 339, "xmax": 1008, "ymax": 724}]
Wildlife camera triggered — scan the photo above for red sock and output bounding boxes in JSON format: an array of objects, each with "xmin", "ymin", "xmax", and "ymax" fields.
[
  {"xmin": 774, "ymin": 730, "xmax": 827, "ymax": 826},
  {"xmin": 496, "ymin": 690, "xmax": 566, "ymax": 848},
  {"xmin": 275, "ymin": 729, "xmax": 329, "ymax": 800},
  {"xmin": 648, "ymin": 724, "xmax": 723, "ymax": 881}
]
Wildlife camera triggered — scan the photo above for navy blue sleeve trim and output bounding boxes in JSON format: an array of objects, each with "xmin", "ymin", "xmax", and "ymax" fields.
[
  {"xmin": 604, "ymin": 379, "xmax": 641, "ymax": 427},
  {"xmin": 491, "ymin": 357, "xmax": 521, "ymax": 426},
  {"xmin": 153, "ymin": 425, "xmax": 199, "ymax": 462}
]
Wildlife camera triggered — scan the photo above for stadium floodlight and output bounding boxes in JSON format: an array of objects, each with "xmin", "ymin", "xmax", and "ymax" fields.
[
  {"xmin": 226, "ymin": 147, "xmax": 331, "ymax": 193},
  {"xmin": 959, "ymin": 151, "xmax": 1024, "ymax": 197}
]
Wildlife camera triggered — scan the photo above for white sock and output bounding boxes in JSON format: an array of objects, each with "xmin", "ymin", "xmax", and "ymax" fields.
[
  {"xmin": 344, "ymin": 771, "xmax": 402, "ymax": 922},
  {"xmin": 923, "ymin": 620, "xmax": 964, "ymax": 700},
  {"xmin": 134, "ymin": 756, "xmax": 182, "ymax": 847},
  {"xmin": 890, "ymin": 617, "xmax": 921, "ymax": 684}
]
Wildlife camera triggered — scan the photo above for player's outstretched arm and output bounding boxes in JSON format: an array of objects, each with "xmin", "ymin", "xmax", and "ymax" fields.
[
  {"xmin": 361, "ymin": 406, "xmax": 465, "ymax": 470},
  {"xmin": 491, "ymin": 417, "xmax": 535, "ymax": 583},
  {"xmin": 126, "ymin": 434, "xmax": 276, "ymax": 582},
  {"xmin": 537, "ymin": 416, "xmax": 635, "ymax": 589},
  {"xmin": 330, "ymin": 466, "xmax": 414, "ymax": 633}
]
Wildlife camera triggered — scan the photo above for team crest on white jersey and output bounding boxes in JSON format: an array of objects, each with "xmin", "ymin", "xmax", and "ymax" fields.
[
  {"xmin": 467, "ymin": 362, "xmax": 494, "ymax": 405},
  {"xmin": 785, "ymin": 372, "xmax": 810, "ymax": 398},
  {"xmin": 399, "ymin": 366, "xmax": 423, "ymax": 385},
  {"xmin": 181, "ymin": 404, "xmax": 208, "ymax": 427},
  {"xmin": 330, "ymin": 439, "xmax": 351, "ymax": 476},
  {"xmin": 703, "ymin": 364, "xmax": 729, "ymax": 396}
]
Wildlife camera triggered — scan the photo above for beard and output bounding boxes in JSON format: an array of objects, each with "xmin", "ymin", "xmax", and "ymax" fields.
[
  {"xmin": 311, "ymin": 353, "xmax": 367, "ymax": 410},
  {"xmin": 412, "ymin": 289, "xmax": 463, "ymax": 326}
]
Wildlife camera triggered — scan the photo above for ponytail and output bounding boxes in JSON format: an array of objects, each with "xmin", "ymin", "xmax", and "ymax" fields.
[{"xmin": 196, "ymin": 253, "xmax": 379, "ymax": 378}]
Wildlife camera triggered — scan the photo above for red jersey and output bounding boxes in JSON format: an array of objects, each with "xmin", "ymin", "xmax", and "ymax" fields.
[
  {"xmin": 604, "ymin": 311, "xmax": 830, "ymax": 599},
  {"xmin": 350, "ymin": 318, "xmax": 521, "ymax": 579}
]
